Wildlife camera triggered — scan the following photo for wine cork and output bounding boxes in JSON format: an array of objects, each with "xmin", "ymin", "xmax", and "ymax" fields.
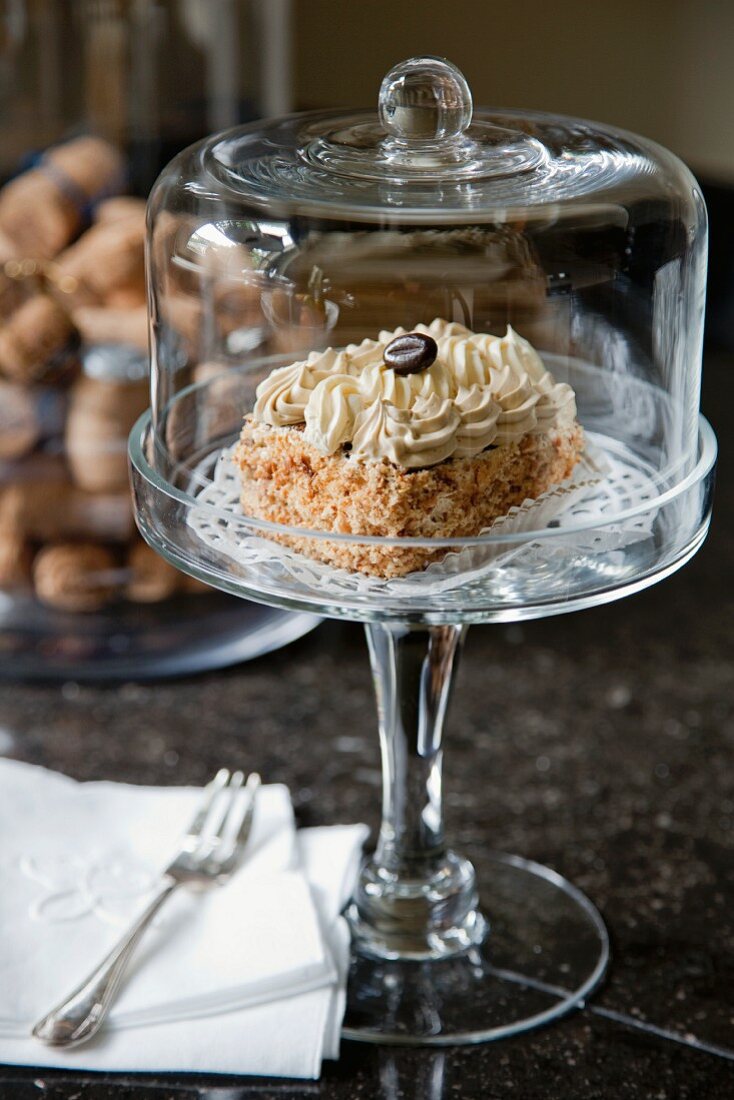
[
  {"xmin": 0, "ymin": 228, "xmax": 18, "ymax": 262},
  {"xmin": 0, "ymin": 452, "xmax": 68, "ymax": 486},
  {"xmin": 33, "ymin": 542, "xmax": 118, "ymax": 612},
  {"xmin": 0, "ymin": 173, "xmax": 80, "ymax": 261},
  {"xmin": 56, "ymin": 215, "xmax": 146, "ymax": 306},
  {"xmin": 72, "ymin": 304, "xmax": 149, "ymax": 351},
  {"xmin": 65, "ymin": 374, "xmax": 149, "ymax": 492},
  {"xmin": 45, "ymin": 138, "xmax": 125, "ymax": 206},
  {"xmin": 0, "ymin": 532, "xmax": 33, "ymax": 588},
  {"xmin": 105, "ymin": 285, "xmax": 147, "ymax": 309},
  {"xmin": 0, "ymin": 482, "xmax": 134, "ymax": 543},
  {"xmin": 0, "ymin": 383, "xmax": 40, "ymax": 460},
  {"xmin": 94, "ymin": 196, "xmax": 147, "ymax": 226},
  {"xmin": 125, "ymin": 542, "xmax": 180, "ymax": 603},
  {"xmin": 0, "ymin": 294, "xmax": 80, "ymax": 385},
  {"xmin": 0, "ymin": 228, "xmax": 22, "ymax": 316},
  {"xmin": 0, "ymin": 484, "xmax": 23, "ymax": 534},
  {"xmin": 0, "ymin": 137, "xmax": 125, "ymax": 259}
]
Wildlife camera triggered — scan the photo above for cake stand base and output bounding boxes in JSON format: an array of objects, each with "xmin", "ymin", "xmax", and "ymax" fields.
[{"xmin": 342, "ymin": 852, "xmax": 608, "ymax": 1046}]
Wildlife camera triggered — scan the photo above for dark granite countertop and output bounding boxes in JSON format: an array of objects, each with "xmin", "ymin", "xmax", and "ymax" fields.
[{"xmin": 0, "ymin": 356, "xmax": 732, "ymax": 1098}]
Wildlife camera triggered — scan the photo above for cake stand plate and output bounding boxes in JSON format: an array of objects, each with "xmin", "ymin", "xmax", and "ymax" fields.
[
  {"xmin": 128, "ymin": 378, "xmax": 715, "ymax": 1048},
  {"xmin": 342, "ymin": 852, "xmax": 608, "ymax": 1045}
]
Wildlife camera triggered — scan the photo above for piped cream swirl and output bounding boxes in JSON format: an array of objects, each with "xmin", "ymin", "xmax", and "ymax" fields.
[
  {"xmin": 253, "ymin": 348, "xmax": 349, "ymax": 426},
  {"xmin": 351, "ymin": 393, "xmax": 460, "ymax": 469},
  {"xmin": 251, "ymin": 319, "xmax": 577, "ymax": 467},
  {"xmin": 454, "ymin": 385, "xmax": 501, "ymax": 458},
  {"xmin": 303, "ymin": 374, "xmax": 363, "ymax": 453},
  {"xmin": 489, "ymin": 362, "xmax": 540, "ymax": 444},
  {"xmin": 360, "ymin": 356, "xmax": 455, "ymax": 409}
]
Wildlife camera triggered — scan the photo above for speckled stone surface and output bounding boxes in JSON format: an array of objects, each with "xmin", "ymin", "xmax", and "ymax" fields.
[{"xmin": 0, "ymin": 357, "xmax": 732, "ymax": 1098}]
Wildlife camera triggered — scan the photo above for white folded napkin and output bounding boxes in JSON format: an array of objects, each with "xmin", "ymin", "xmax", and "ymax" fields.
[{"xmin": 0, "ymin": 759, "xmax": 367, "ymax": 1078}]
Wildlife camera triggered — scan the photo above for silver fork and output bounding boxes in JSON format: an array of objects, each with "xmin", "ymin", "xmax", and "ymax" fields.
[{"xmin": 32, "ymin": 769, "xmax": 261, "ymax": 1049}]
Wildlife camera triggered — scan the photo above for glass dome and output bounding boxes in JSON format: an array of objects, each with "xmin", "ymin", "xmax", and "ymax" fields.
[
  {"xmin": 131, "ymin": 58, "xmax": 715, "ymax": 1046},
  {"xmin": 147, "ymin": 53, "xmax": 707, "ymax": 478}
]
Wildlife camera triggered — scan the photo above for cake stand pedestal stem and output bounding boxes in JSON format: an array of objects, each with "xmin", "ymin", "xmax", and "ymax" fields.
[{"xmin": 347, "ymin": 622, "xmax": 486, "ymax": 960}]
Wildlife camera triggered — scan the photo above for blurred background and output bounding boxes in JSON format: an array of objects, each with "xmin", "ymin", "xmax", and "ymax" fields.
[{"xmin": 0, "ymin": 0, "xmax": 731, "ymax": 680}]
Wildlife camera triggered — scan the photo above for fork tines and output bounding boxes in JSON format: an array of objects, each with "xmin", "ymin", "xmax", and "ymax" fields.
[{"xmin": 183, "ymin": 769, "xmax": 261, "ymax": 865}]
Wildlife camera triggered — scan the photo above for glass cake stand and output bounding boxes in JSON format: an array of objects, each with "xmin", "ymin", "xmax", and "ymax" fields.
[{"xmin": 129, "ymin": 360, "xmax": 716, "ymax": 1045}]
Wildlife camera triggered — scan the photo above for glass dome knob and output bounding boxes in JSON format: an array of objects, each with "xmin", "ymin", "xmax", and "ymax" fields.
[{"xmin": 378, "ymin": 57, "xmax": 473, "ymax": 143}]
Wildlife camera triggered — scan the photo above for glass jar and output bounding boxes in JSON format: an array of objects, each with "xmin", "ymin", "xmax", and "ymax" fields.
[{"xmin": 0, "ymin": 0, "xmax": 316, "ymax": 679}]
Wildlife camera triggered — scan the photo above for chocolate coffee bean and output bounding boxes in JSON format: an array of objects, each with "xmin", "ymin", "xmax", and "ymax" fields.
[{"xmin": 384, "ymin": 332, "xmax": 438, "ymax": 375}]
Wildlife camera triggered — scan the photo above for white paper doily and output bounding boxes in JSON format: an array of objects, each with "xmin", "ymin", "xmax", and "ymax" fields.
[{"xmin": 185, "ymin": 439, "xmax": 663, "ymax": 599}]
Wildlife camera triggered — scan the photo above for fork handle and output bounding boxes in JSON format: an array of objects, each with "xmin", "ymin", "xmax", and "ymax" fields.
[{"xmin": 32, "ymin": 877, "xmax": 178, "ymax": 1048}]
